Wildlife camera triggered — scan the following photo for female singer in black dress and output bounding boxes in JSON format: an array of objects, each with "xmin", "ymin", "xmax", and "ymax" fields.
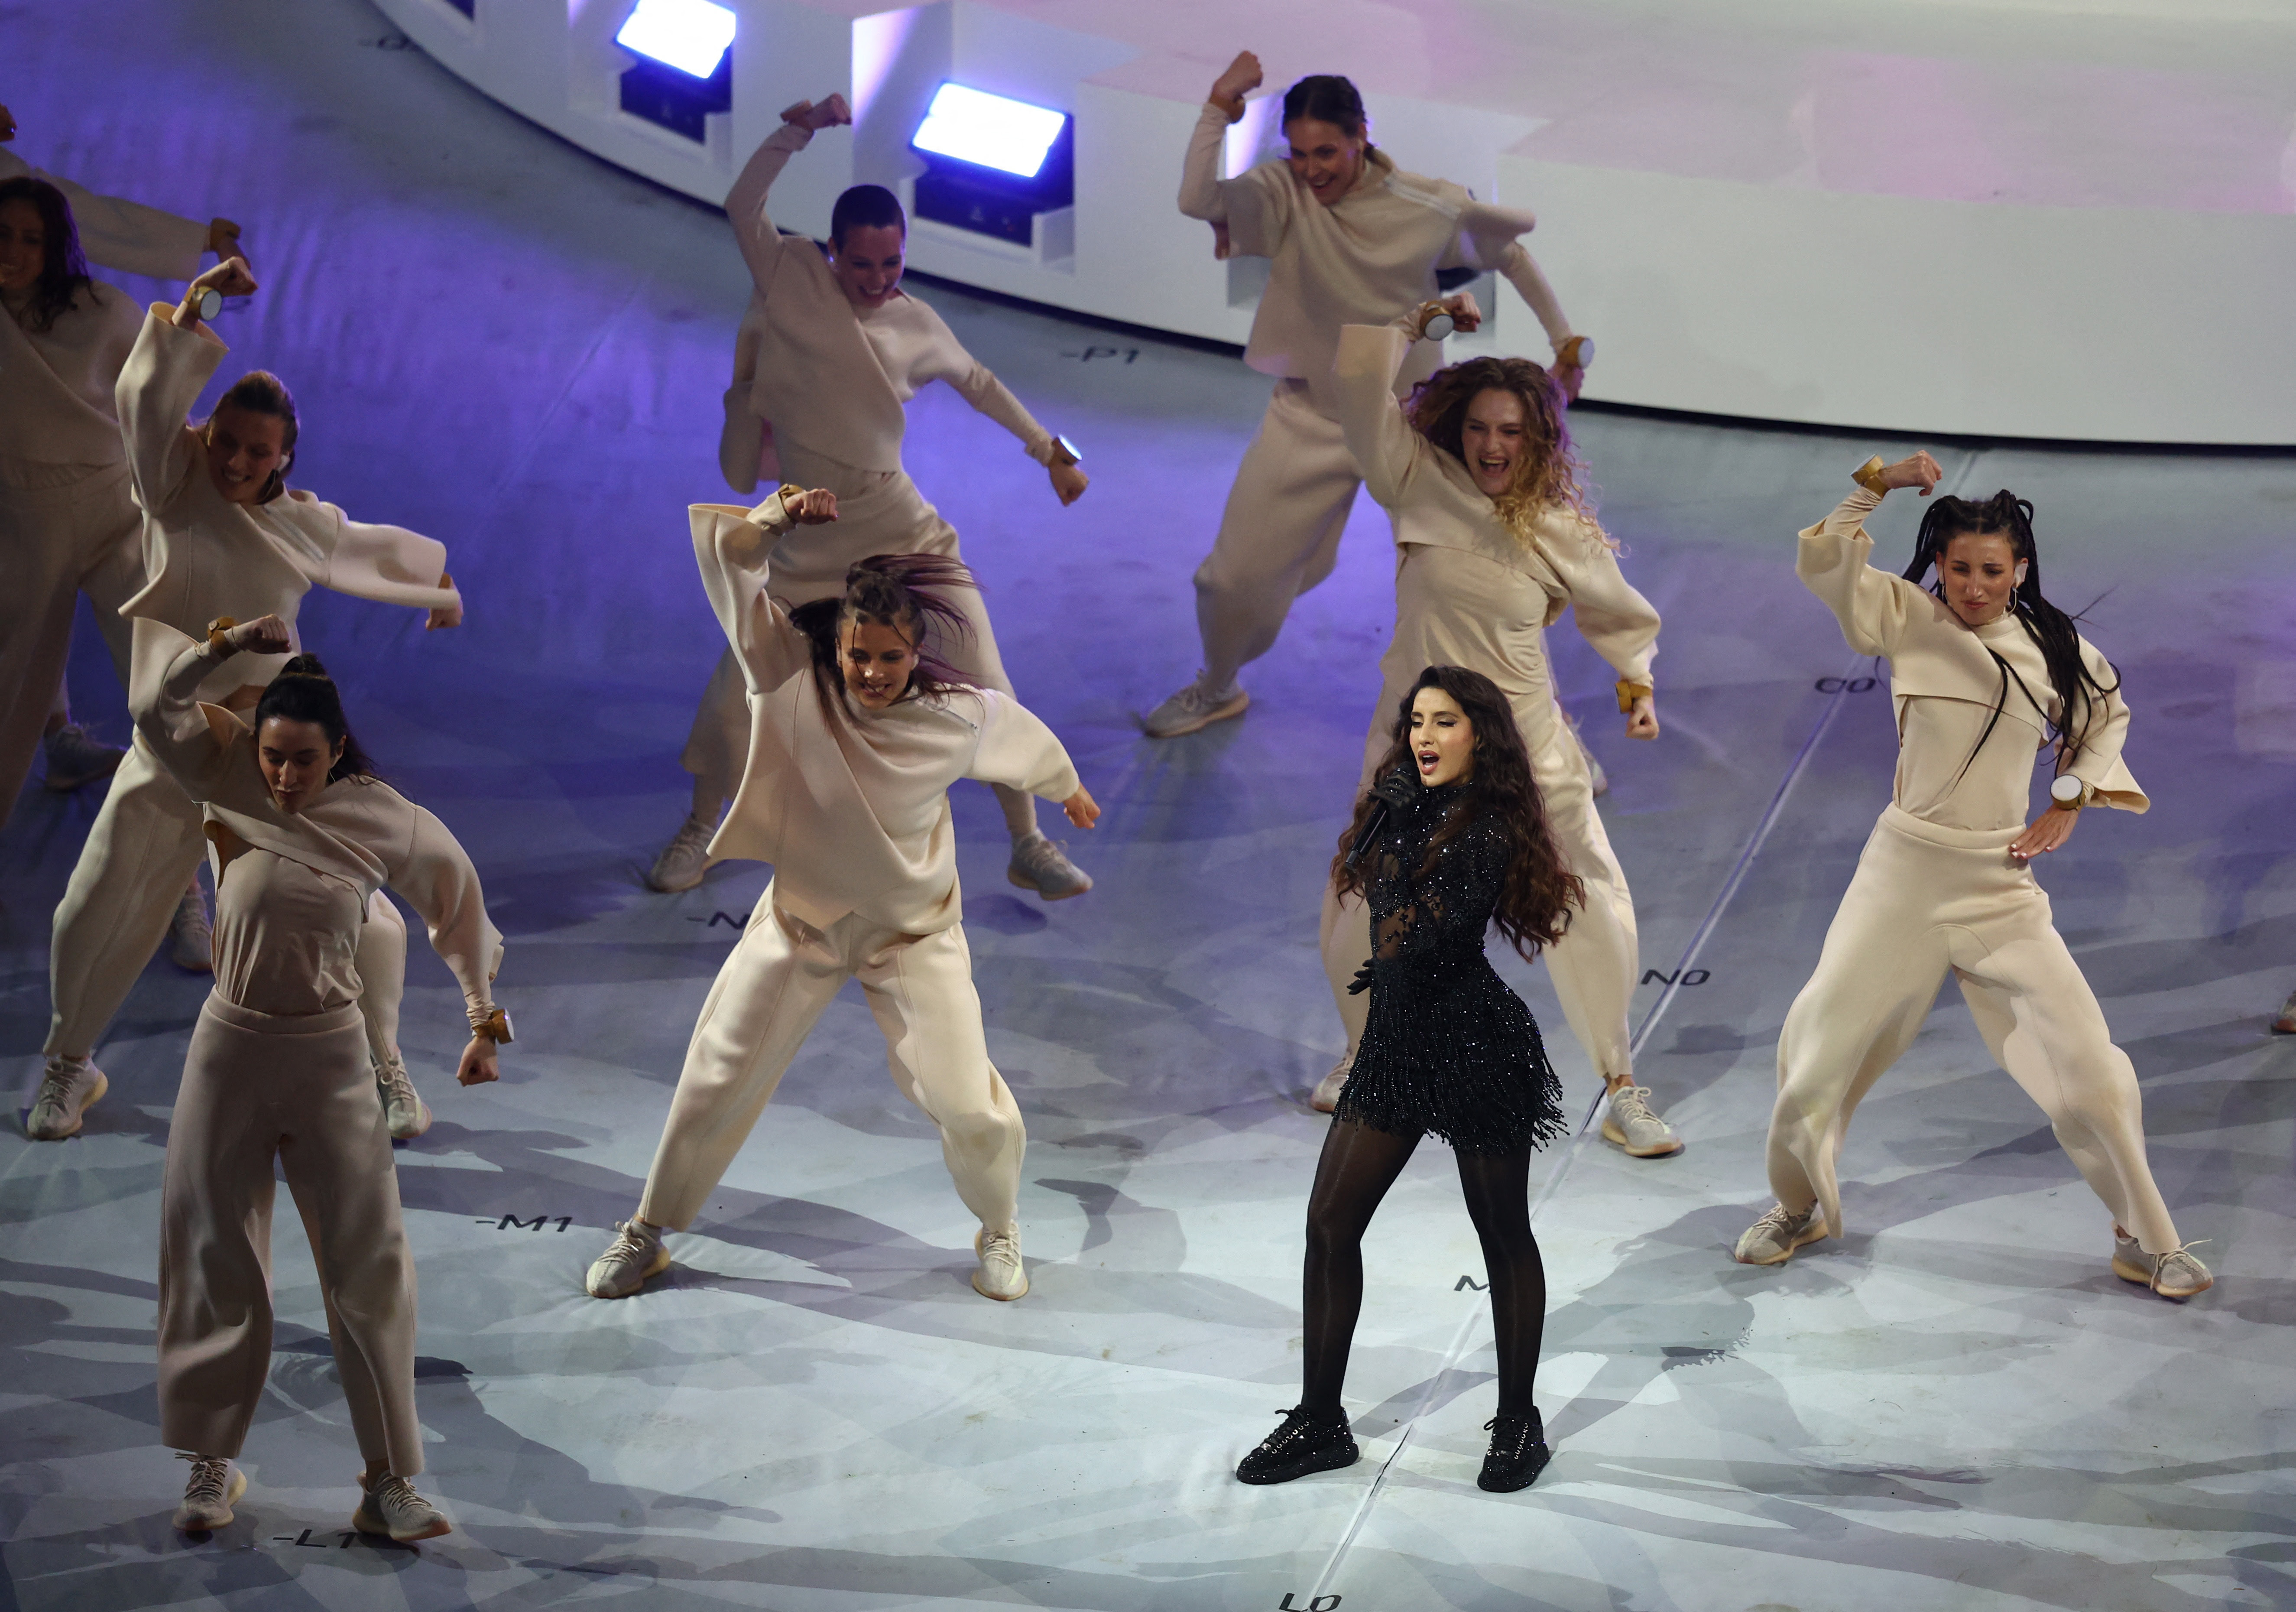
[{"xmin": 1238, "ymin": 664, "xmax": 1580, "ymax": 1493}]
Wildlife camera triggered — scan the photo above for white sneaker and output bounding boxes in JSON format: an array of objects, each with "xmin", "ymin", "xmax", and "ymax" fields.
[
  {"xmin": 26, "ymin": 1056, "xmax": 106, "ymax": 1141},
  {"xmin": 1143, "ymin": 673, "xmax": 1248, "ymax": 739},
  {"xmin": 586, "ymin": 1219, "xmax": 670, "ymax": 1298},
  {"xmin": 2272, "ymin": 989, "xmax": 2296, "ymax": 1035},
  {"xmin": 1008, "ymin": 831, "xmax": 1092, "ymax": 900},
  {"xmin": 352, "ymin": 1467, "xmax": 451, "ymax": 1542},
  {"xmin": 646, "ymin": 812, "xmax": 718, "ymax": 893},
  {"xmin": 1601, "ymin": 1082, "xmax": 1683, "ymax": 1157},
  {"xmin": 972, "ymin": 1225, "xmax": 1028, "ymax": 1301},
  {"xmin": 1567, "ymin": 713, "xmax": 1609, "ymax": 798},
  {"xmin": 2112, "ymin": 1228, "xmax": 2214, "ymax": 1301},
  {"xmin": 1734, "ymin": 1202, "xmax": 1827, "ymax": 1265},
  {"xmin": 169, "ymin": 880, "xmax": 213, "ymax": 972},
  {"xmin": 43, "ymin": 722, "xmax": 126, "ymax": 792},
  {"xmin": 1309, "ymin": 1054, "xmax": 1350, "ymax": 1114},
  {"xmin": 172, "ymin": 1453, "xmax": 246, "ymax": 1532},
  {"xmin": 374, "ymin": 1048, "xmax": 432, "ymax": 1140}
]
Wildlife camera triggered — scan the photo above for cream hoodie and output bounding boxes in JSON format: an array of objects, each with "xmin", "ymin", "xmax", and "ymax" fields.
[
  {"xmin": 1334, "ymin": 322, "xmax": 1659, "ymax": 717},
  {"xmin": 1798, "ymin": 487, "xmax": 2144, "ymax": 832},
  {"xmin": 114, "ymin": 306, "xmax": 460, "ymax": 709},
  {"xmin": 1180, "ymin": 103, "xmax": 1571, "ymax": 408},
  {"xmin": 692, "ymin": 494, "xmax": 1080, "ymax": 935},
  {"xmin": 725, "ymin": 125, "xmax": 1054, "ymax": 477},
  {"xmin": 138, "ymin": 630, "xmax": 503, "ymax": 1023},
  {"xmin": 0, "ymin": 147, "xmax": 208, "ymax": 281}
]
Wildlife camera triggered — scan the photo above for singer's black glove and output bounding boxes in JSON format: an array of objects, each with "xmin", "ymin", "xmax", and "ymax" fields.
[{"xmin": 1368, "ymin": 766, "xmax": 1418, "ymax": 810}]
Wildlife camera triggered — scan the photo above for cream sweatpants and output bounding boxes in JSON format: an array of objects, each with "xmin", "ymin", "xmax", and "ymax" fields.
[
  {"xmin": 1768, "ymin": 804, "xmax": 2182, "ymax": 1254},
  {"xmin": 1193, "ymin": 380, "xmax": 1363, "ymax": 689},
  {"xmin": 636, "ymin": 884, "xmax": 1025, "ymax": 1234},
  {"xmin": 1322, "ymin": 694, "xmax": 1639, "ymax": 1084},
  {"xmin": 0, "ymin": 466, "xmax": 142, "ymax": 822},
  {"xmin": 46, "ymin": 734, "xmax": 408, "ymax": 1064},
  {"xmin": 158, "ymin": 997, "xmax": 423, "ymax": 1474},
  {"xmin": 678, "ymin": 469, "xmax": 1031, "ymax": 835}
]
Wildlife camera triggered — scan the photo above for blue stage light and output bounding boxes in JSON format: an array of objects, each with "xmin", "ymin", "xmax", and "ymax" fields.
[
  {"xmin": 911, "ymin": 84, "xmax": 1067, "ymax": 180},
  {"xmin": 615, "ymin": 0, "xmax": 736, "ymax": 80}
]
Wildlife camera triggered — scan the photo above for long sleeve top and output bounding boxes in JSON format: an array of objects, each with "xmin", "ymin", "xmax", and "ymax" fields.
[
  {"xmin": 113, "ymin": 306, "xmax": 461, "ymax": 711},
  {"xmin": 1179, "ymin": 103, "xmax": 1572, "ymax": 409},
  {"xmin": 692, "ymin": 493, "xmax": 1081, "ymax": 935},
  {"xmin": 0, "ymin": 279, "xmax": 143, "ymax": 481},
  {"xmin": 1798, "ymin": 487, "xmax": 2146, "ymax": 832},
  {"xmin": 1336, "ymin": 322, "xmax": 1657, "ymax": 764},
  {"xmin": 0, "ymin": 147, "xmax": 208, "ymax": 281},
  {"xmin": 136, "ymin": 631, "xmax": 503, "ymax": 1024},
  {"xmin": 724, "ymin": 125, "xmax": 1056, "ymax": 476},
  {"xmin": 1362, "ymin": 782, "xmax": 1511, "ymax": 979}
]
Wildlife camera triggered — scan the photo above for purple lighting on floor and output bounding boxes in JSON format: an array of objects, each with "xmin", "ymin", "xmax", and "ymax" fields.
[{"xmin": 615, "ymin": 0, "xmax": 736, "ymax": 80}]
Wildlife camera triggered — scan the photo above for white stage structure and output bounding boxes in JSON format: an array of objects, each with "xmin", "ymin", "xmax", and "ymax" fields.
[{"xmin": 374, "ymin": 0, "xmax": 2296, "ymax": 446}]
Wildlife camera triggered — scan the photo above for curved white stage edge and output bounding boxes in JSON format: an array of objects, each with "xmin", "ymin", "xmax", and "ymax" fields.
[{"xmin": 375, "ymin": 0, "xmax": 2296, "ymax": 445}]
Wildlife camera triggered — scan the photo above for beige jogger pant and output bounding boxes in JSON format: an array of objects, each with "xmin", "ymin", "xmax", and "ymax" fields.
[
  {"xmin": 677, "ymin": 470, "xmax": 1025, "ymax": 831},
  {"xmin": 636, "ymin": 884, "xmax": 1025, "ymax": 1234},
  {"xmin": 0, "ymin": 466, "xmax": 142, "ymax": 823},
  {"xmin": 1769, "ymin": 804, "xmax": 2182, "ymax": 1254},
  {"xmin": 1322, "ymin": 694, "xmax": 1639, "ymax": 1083},
  {"xmin": 46, "ymin": 734, "xmax": 408, "ymax": 1064},
  {"xmin": 157, "ymin": 997, "xmax": 424, "ymax": 1474},
  {"xmin": 1193, "ymin": 380, "xmax": 1363, "ymax": 689}
]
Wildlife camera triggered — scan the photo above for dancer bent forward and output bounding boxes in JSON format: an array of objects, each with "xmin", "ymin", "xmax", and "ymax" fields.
[
  {"xmin": 652, "ymin": 92, "xmax": 1092, "ymax": 901},
  {"xmin": 1239, "ymin": 666, "xmax": 1572, "ymax": 1493},
  {"xmin": 1737, "ymin": 452, "xmax": 2211, "ymax": 1301},
  {"xmin": 590, "ymin": 491, "xmax": 1098, "ymax": 1303},
  {"xmin": 136, "ymin": 616, "xmax": 509, "ymax": 1537},
  {"xmin": 29, "ymin": 258, "xmax": 464, "ymax": 1146},
  {"xmin": 1312, "ymin": 296, "xmax": 1678, "ymax": 1156},
  {"xmin": 1146, "ymin": 59, "xmax": 1590, "ymax": 738}
]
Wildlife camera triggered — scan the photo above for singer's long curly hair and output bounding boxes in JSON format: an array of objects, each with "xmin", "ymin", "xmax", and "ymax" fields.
[
  {"xmin": 786, "ymin": 549, "xmax": 977, "ymax": 723},
  {"xmin": 1405, "ymin": 357, "xmax": 1606, "ymax": 545},
  {"xmin": 1331, "ymin": 665, "xmax": 1582, "ymax": 960}
]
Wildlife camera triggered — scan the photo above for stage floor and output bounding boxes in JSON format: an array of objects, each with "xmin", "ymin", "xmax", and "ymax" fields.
[{"xmin": 6, "ymin": 3, "xmax": 2295, "ymax": 1608}]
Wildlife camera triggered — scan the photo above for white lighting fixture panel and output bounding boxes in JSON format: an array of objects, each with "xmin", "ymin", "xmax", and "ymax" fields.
[
  {"xmin": 616, "ymin": 0, "xmax": 736, "ymax": 79},
  {"xmin": 912, "ymin": 84, "xmax": 1067, "ymax": 179}
]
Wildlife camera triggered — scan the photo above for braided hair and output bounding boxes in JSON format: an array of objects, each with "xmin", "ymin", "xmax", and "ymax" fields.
[
  {"xmin": 1901, "ymin": 491, "xmax": 2119, "ymax": 781},
  {"xmin": 786, "ymin": 551, "xmax": 977, "ymax": 722},
  {"xmin": 251, "ymin": 655, "xmax": 379, "ymax": 784}
]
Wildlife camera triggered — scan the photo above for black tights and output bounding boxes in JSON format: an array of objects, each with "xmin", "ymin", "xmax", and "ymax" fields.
[{"xmin": 1299, "ymin": 1117, "xmax": 1546, "ymax": 1418}]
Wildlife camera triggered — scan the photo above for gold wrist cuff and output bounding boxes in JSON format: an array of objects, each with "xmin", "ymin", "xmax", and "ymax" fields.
[
  {"xmin": 475, "ymin": 1007, "xmax": 515, "ymax": 1045},
  {"xmin": 1616, "ymin": 680, "xmax": 1653, "ymax": 714},
  {"xmin": 207, "ymin": 616, "xmax": 237, "ymax": 655},
  {"xmin": 1852, "ymin": 456, "xmax": 1889, "ymax": 496}
]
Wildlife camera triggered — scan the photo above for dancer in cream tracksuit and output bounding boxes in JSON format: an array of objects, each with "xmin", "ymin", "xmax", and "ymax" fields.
[
  {"xmin": 1145, "ymin": 57, "xmax": 1592, "ymax": 738},
  {"xmin": 650, "ymin": 93, "xmax": 1093, "ymax": 900},
  {"xmin": 590, "ymin": 490, "xmax": 1098, "ymax": 1305},
  {"xmin": 0, "ymin": 144, "xmax": 240, "ymax": 822},
  {"xmin": 26, "ymin": 258, "xmax": 464, "ymax": 1146},
  {"xmin": 1735, "ymin": 451, "xmax": 2212, "ymax": 1302},
  {"xmin": 135, "ymin": 615, "xmax": 507, "ymax": 1539},
  {"xmin": 1313, "ymin": 299, "xmax": 1680, "ymax": 1155}
]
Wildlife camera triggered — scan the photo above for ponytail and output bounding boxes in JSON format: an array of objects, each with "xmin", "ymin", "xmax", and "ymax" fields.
[
  {"xmin": 785, "ymin": 549, "xmax": 977, "ymax": 722},
  {"xmin": 251, "ymin": 655, "xmax": 378, "ymax": 783}
]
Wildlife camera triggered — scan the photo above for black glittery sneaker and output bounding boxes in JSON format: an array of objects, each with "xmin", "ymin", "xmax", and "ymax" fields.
[
  {"xmin": 1477, "ymin": 1410, "xmax": 1551, "ymax": 1492},
  {"xmin": 1236, "ymin": 1405, "xmax": 1359, "ymax": 1485}
]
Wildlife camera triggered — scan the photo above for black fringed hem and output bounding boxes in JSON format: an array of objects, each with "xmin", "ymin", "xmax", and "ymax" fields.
[{"xmin": 1335, "ymin": 964, "xmax": 1569, "ymax": 1157}]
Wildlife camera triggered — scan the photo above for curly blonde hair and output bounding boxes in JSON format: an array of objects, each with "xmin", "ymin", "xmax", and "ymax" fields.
[{"xmin": 1404, "ymin": 357, "xmax": 1612, "ymax": 550}]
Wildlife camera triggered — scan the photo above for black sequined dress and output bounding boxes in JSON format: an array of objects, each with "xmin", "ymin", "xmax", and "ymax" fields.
[{"xmin": 1334, "ymin": 781, "xmax": 1568, "ymax": 1156}]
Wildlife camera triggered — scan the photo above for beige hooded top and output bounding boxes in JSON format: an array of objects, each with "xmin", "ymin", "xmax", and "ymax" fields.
[
  {"xmin": 137, "ymin": 630, "xmax": 503, "ymax": 1023},
  {"xmin": 1799, "ymin": 486, "xmax": 2145, "ymax": 833},
  {"xmin": 1333, "ymin": 321, "xmax": 1658, "ymax": 739},
  {"xmin": 693, "ymin": 493, "xmax": 1081, "ymax": 935},
  {"xmin": 0, "ymin": 147, "xmax": 208, "ymax": 280},
  {"xmin": 1181, "ymin": 103, "xmax": 1571, "ymax": 410},
  {"xmin": 114, "ymin": 305, "xmax": 461, "ymax": 710},
  {"xmin": 724, "ymin": 124, "xmax": 1056, "ymax": 478}
]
